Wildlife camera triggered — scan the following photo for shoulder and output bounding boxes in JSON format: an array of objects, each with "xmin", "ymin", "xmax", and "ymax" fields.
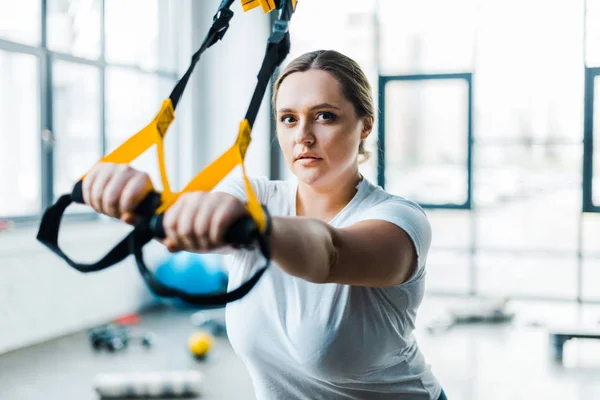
[
  {"xmin": 358, "ymin": 179, "xmax": 430, "ymax": 225},
  {"xmin": 214, "ymin": 175, "xmax": 293, "ymax": 212},
  {"xmin": 356, "ymin": 180, "xmax": 432, "ymax": 270}
]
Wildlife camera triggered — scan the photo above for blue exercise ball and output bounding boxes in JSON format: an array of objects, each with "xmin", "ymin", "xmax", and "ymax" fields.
[{"xmin": 154, "ymin": 252, "xmax": 228, "ymax": 308}]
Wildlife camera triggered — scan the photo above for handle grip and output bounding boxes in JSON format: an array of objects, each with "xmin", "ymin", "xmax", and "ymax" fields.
[
  {"xmin": 71, "ymin": 180, "xmax": 162, "ymax": 218},
  {"xmin": 149, "ymin": 213, "xmax": 258, "ymax": 248}
]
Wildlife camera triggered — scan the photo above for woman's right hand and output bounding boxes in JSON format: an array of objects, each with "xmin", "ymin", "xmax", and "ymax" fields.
[{"xmin": 81, "ymin": 162, "xmax": 154, "ymax": 225}]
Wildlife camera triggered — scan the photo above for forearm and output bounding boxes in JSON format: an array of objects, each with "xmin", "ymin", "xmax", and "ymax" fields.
[{"xmin": 268, "ymin": 216, "xmax": 337, "ymax": 283}]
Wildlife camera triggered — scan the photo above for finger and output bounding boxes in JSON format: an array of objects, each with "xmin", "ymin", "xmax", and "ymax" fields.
[
  {"xmin": 164, "ymin": 239, "xmax": 183, "ymax": 253},
  {"xmin": 102, "ymin": 166, "xmax": 134, "ymax": 218},
  {"xmin": 81, "ymin": 163, "xmax": 102, "ymax": 207},
  {"xmin": 194, "ymin": 193, "xmax": 220, "ymax": 250},
  {"xmin": 89, "ymin": 165, "xmax": 115, "ymax": 214},
  {"xmin": 119, "ymin": 172, "xmax": 153, "ymax": 216},
  {"xmin": 176, "ymin": 194, "xmax": 204, "ymax": 251},
  {"xmin": 162, "ymin": 197, "xmax": 186, "ymax": 250},
  {"xmin": 209, "ymin": 196, "xmax": 245, "ymax": 247}
]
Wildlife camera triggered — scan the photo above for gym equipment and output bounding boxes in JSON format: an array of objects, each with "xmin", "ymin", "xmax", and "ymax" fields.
[
  {"xmin": 93, "ymin": 370, "xmax": 203, "ymax": 398},
  {"xmin": 191, "ymin": 309, "xmax": 228, "ymax": 337},
  {"xmin": 426, "ymin": 298, "xmax": 515, "ymax": 334},
  {"xmin": 37, "ymin": 0, "xmax": 297, "ymax": 307},
  {"xmin": 548, "ymin": 326, "xmax": 600, "ymax": 363},
  {"xmin": 188, "ymin": 331, "xmax": 215, "ymax": 359},
  {"xmin": 154, "ymin": 253, "xmax": 228, "ymax": 307},
  {"xmin": 88, "ymin": 324, "xmax": 154, "ymax": 352}
]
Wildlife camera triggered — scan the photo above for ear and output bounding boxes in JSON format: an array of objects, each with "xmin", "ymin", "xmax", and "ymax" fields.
[{"xmin": 361, "ymin": 117, "xmax": 374, "ymax": 140}]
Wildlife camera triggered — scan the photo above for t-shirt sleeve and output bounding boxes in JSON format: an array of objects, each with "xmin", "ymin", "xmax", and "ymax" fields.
[
  {"xmin": 358, "ymin": 198, "xmax": 432, "ymax": 283},
  {"xmin": 213, "ymin": 174, "xmax": 270, "ymax": 204}
]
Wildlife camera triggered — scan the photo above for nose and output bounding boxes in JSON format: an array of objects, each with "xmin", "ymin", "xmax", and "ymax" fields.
[{"xmin": 294, "ymin": 120, "xmax": 315, "ymax": 146}]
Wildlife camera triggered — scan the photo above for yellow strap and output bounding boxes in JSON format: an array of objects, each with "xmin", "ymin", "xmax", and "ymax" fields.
[
  {"xmin": 155, "ymin": 119, "xmax": 266, "ymax": 233},
  {"xmin": 86, "ymin": 97, "xmax": 266, "ymax": 233},
  {"xmin": 82, "ymin": 99, "xmax": 176, "ymax": 205},
  {"xmin": 241, "ymin": 0, "xmax": 296, "ymax": 13},
  {"xmin": 241, "ymin": 0, "xmax": 276, "ymax": 13}
]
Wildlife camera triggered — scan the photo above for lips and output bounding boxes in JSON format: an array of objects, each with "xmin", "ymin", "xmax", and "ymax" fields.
[{"xmin": 295, "ymin": 153, "xmax": 321, "ymax": 161}]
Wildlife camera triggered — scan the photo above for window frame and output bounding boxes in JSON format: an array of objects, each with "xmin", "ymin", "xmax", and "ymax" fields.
[
  {"xmin": 0, "ymin": 0, "xmax": 180, "ymax": 223},
  {"xmin": 377, "ymin": 72, "xmax": 474, "ymax": 210},
  {"xmin": 583, "ymin": 66, "xmax": 600, "ymax": 213}
]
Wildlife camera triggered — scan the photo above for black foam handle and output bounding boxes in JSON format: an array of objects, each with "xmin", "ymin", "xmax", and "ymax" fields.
[
  {"xmin": 71, "ymin": 180, "xmax": 162, "ymax": 218},
  {"xmin": 148, "ymin": 213, "xmax": 257, "ymax": 248},
  {"xmin": 224, "ymin": 216, "xmax": 258, "ymax": 247}
]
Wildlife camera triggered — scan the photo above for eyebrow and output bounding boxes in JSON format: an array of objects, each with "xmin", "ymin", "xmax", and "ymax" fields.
[{"xmin": 277, "ymin": 103, "xmax": 341, "ymax": 114}]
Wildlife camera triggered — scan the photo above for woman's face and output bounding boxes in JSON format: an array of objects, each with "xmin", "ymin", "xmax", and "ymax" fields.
[{"xmin": 275, "ymin": 69, "xmax": 370, "ymax": 189}]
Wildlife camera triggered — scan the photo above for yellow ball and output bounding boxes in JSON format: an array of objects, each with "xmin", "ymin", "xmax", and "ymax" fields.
[{"xmin": 188, "ymin": 331, "xmax": 214, "ymax": 359}]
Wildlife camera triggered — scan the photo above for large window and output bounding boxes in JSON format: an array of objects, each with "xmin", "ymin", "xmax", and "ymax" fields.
[
  {"xmin": 379, "ymin": 74, "xmax": 473, "ymax": 209},
  {"xmin": 286, "ymin": 0, "xmax": 599, "ymax": 303},
  {"xmin": 0, "ymin": 0, "xmax": 182, "ymax": 220},
  {"xmin": 0, "ymin": 50, "xmax": 41, "ymax": 217}
]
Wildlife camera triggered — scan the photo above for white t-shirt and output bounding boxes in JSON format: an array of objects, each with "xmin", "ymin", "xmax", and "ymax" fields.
[{"xmin": 216, "ymin": 175, "xmax": 442, "ymax": 400}]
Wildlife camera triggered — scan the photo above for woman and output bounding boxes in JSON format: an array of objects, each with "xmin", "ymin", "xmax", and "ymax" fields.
[{"xmin": 82, "ymin": 50, "xmax": 446, "ymax": 399}]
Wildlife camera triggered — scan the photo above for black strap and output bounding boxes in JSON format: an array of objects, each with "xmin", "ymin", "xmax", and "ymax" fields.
[
  {"xmin": 169, "ymin": 0, "xmax": 235, "ymax": 109},
  {"xmin": 37, "ymin": 0, "xmax": 294, "ymax": 307},
  {"xmin": 36, "ymin": 194, "xmax": 134, "ymax": 272},
  {"xmin": 130, "ymin": 209, "xmax": 272, "ymax": 307},
  {"xmin": 126, "ymin": 2, "xmax": 293, "ymax": 306},
  {"xmin": 245, "ymin": 6, "xmax": 292, "ymax": 127}
]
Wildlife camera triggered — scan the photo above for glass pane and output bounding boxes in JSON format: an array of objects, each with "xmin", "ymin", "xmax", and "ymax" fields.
[
  {"xmin": 475, "ymin": 144, "xmax": 582, "ymax": 252},
  {"xmin": 47, "ymin": 0, "xmax": 101, "ymax": 59},
  {"xmin": 384, "ymin": 79, "xmax": 469, "ymax": 205},
  {"xmin": 476, "ymin": 253, "xmax": 577, "ymax": 299},
  {"xmin": 586, "ymin": 0, "xmax": 600, "ymax": 67},
  {"xmin": 594, "ymin": 75, "xmax": 600, "ymax": 205},
  {"xmin": 583, "ymin": 258, "xmax": 600, "ymax": 301},
  {"xmin": 0, "ymin": 0, "xmax": 41, "ymax": 45},
  {"xmin": 426, "ymin": 250, "xmax": 471, "ymax": 293},
  {"xmin": 105, "ymin": 0, "xmax": 178, "ymax": 72},
  {"xmin": 428, "ymin": 209, "xmax": 472, "ymax": 249},
  {"xmin": 475, "ymin": 0, "xmax": 583, "ymax": 141},
  {"xmin": 378, "ymin": 0, "xmax": 476, "ymax": 75},
  {"xmin": 52, "ymin": 60, "xmax": 101, "ymax": 203},
  {"xmin": 0, "ymin": 51, "xmax": 40, "ymax": 216},
  {"xmin": 105, "ymin": 68, "xmax": 178, "ymax": 190}
]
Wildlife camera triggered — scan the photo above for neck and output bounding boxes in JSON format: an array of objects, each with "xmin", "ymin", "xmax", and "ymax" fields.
[{"xmin": 296, "ymin": 169, "xmax": 362, "ymax": 222}]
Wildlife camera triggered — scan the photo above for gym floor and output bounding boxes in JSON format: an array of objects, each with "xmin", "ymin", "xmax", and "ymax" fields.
[{"xmin": 1, "ymin": 298, "xmax": 600, "ymax": 400}]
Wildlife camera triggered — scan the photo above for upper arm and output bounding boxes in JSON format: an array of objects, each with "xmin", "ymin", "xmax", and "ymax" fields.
[{"xmin": 324, "ymin": 201, "xmax": 431, "ymax": 288}]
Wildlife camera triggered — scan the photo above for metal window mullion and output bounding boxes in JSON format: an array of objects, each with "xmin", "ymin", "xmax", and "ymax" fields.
[
  {"xmin": 269, "ymin": 9, "xmax": 281, "ymax": 180},
  {"xmin": 583, "ymin": 67, "xmax": 600, "ymax": 212},
  {"xmin": 583, "ymin": 67, "xmax": 593, "ymax": 212},
  {"xmin": 377, "ymin": 76, "xmax": 386, "ymax": 188},
  {"xmin": 40, "ymin": 0, "xmax": 54, "ymax": 210},
  {"xmin": 0, "ymin": 39, "xmax": 44, "ymax": 56},
  {"xmin": 50, "ymin": 51, "xmax": 103, "ymax": 67}
]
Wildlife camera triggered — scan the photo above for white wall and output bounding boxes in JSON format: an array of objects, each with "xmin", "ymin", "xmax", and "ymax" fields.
[
  {"xmin": 0, "ymin": 0, "xmax": 272, "ymax": 355},
  {"xmin": 178, "ymin": 0, "xmax": 272, "ymax": 186}
]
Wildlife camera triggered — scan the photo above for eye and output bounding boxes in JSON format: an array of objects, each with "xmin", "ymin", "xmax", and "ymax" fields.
[
  {"xmin": 316, "ymin": 112, "xmax": 336, "ymax": 122},
  {"xmin": 280, "ymin": 114, "xmax": 297, "ymax": 124}
]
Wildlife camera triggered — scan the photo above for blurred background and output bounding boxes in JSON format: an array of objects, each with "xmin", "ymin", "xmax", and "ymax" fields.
[{"xmin": 1, "ymin": 0, "xmax": 599, "ymax": 399}]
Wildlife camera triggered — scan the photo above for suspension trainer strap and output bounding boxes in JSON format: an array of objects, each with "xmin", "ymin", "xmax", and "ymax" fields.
[
  {"xmin": 36, "ymin": 0, "xmax": 237, "ymax": 272},
  {"xmin": 131, "ymin": 0, "xmax": 296, "ymax": 306},
  {"xmin": 36, "ymin": 0, "xmax": 297, "ymax": 306}
]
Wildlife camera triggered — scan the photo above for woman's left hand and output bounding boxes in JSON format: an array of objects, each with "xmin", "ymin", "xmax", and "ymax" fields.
[{"xmin": 161, "ymin": 191, "xmax": 248, "ymax": 253}]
